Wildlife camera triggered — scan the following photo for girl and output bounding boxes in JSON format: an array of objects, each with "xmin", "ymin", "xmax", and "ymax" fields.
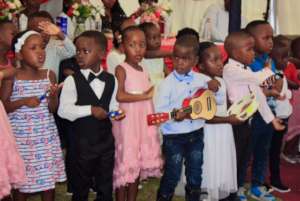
[
  {"xmin": 1, "ymin": 30, "xmax": 66, "ymax": 201},
  {"xmin": 113, "ymin": 26, "xmax": 162, "ymax": 201},
  {"xmin": 107, "ymin": 17, "xmax": 135, "ymax": 74},
  {"xmin": 0, "ymin": 68, "xmax": 26, "ymax": 201},
  {"xmin": 199, "ymin": 42, "xmax": 241, "ymax": 201},
  {"xmin": 139, "ymin": 22, "xmax": 169, "ymax": 96}
]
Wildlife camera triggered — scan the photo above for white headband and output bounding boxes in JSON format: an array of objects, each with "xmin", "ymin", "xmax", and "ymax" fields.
[{"xmin": 14, "ymin": 31, "xmax": 40, "ymax": 53}]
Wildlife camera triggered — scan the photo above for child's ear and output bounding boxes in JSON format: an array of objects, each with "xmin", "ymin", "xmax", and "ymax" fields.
[
  {"xmin": 193, "ymin": 55, "xmax": 199, "ymax": 66},
  {"xmin": 98, "ymin": 49, "xmax": 106, "ymax": 60}
]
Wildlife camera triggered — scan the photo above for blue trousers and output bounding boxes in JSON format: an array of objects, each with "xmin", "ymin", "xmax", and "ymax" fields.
[{"xmin": 158, "ymin": 129, "xmax": 204, "ymax": 200}]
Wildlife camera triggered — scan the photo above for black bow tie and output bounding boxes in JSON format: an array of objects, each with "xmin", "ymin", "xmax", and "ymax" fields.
[{"xmin": 88, "ymin": 72, "xmax": 102, "ymax": 83}]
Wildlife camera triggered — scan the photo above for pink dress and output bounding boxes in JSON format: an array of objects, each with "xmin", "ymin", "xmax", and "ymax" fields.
[
  {"xmin": 112, "ymin": 62, "xmax": 162, "ymax": 189},
  {"xmin": 0, "ymin": 101, "xmax": 26, "ymax": 199}
]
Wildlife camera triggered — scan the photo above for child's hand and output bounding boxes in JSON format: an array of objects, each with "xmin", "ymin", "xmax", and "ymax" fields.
[
  {"xmin": 144, "ymin": 86, "xmax": 155, "ymax": 99},
  {"xmin": 48, "ymin": 84, "xmax": 60, "ymax": 98},
  {"xmin": 174, "ymin": 109, "xmax": 187, "ymax": 121},
  {"xmin": 227, "ymin": 114, "xmax": 244, "ymax": 125},
  {"xmin": 91, "ymin": 106, "xmax": 107, "ymax": 120},
  {"xmin": 0, "ymin": 71, "xmax": 4, "ymax": 87},
  {"xmin": 207, "ymin": 79, "xmax": 221, "ymax": 92},
  {"xmin": 272, "ymin": 118, "xmax": 285, "ymax": 131},
  {"xmin": 38, "ymin": 21, "xmax": 64, "ymax": 39},
  {"xmin": 24, "ymin": 97, "xmax": 41, "ymax": 108}
]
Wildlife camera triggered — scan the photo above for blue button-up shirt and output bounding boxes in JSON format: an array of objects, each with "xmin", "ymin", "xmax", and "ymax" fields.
[{"xmin": 155, "ymin": 70, "xmax": 224, "ymax": 135}]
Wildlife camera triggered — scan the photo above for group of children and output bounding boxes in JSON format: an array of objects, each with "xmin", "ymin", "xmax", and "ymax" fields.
[{"xmin": 0, "ymin": 5, "xmax": 300, "ymax": 201}]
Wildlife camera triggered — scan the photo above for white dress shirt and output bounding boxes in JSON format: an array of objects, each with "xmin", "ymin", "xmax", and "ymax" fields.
[
  {"xmin": 44, "ymin": 37, "xmax": 76, "ymax": 79},
  {"xmin": 58, "ymin": 68, "xmax": 119, "ymax": 122},
  {"xmin": 223, "ymin": 59, "xmax": 275, "ymax": 124}
]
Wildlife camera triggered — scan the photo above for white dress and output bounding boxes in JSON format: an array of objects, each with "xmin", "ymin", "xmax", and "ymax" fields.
[
  {"xmin": 175, "ymin": 77, "xmax": 237, "ymax": 200},
  {"xmin": 202, "ymin": 77, "xmax": 237, "ymax": 200}
]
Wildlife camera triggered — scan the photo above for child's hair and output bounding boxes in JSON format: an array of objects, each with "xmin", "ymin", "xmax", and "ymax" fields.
[
  {"xmin": 224, "ymin": 31, "xmax": 253, "ymax": 56},
  {"xmin": 198, "ymin": 41, "xmax": 215, "ymax": 63},
  {"xmin": 28, "ymin": 11, "xmax": 54, "ymax": 24},
  {"xmin": 245, "ymin": 20, "xmax": 270, "ymax": 36},
  {"xmin": 291, "ymin": 37, "xmax": 300, "ymax": 57},
  {"xmin": 138, "ymin": 0, "xmax": 158, "ymax": 4},
  {"xmin": 174, "ymin": 35, "xmax": 199, "ymax": 56},
  {"xmin": 111, "ymin": 17, "xmax": 128, "ymax": 48},
  {"xmin": 139, "ymin": 22, "xmax": 157, "ymax": 34},
  {"xmin": 122, "ymin": 26, "xmax": 144, "ymax": 43},
  {"xmin": 0, "ymin": 19, "xmax": 13, "ymax": 31},
  {"xmin": 176, "ymin": 27, "xmax": 199, "ymax": 41},
  {"xmin": 77, "ymin": 31, "xmax": 108, "ymax": 51}
]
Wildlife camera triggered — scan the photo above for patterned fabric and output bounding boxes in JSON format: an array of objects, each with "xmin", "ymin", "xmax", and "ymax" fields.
[{"xmin": 8, "ymin": 76, "xmax": 66, "ymax": 193}]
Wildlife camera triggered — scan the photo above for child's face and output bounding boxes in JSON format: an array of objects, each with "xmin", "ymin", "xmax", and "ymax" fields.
[
  {"xmin": 123, "ymin": 30, "xmax": 146, "ymax": 64},
  {"xmin": 201, "ymin": 46, "xmax": 223, "ymax": 77},
  {"xmin": 75, "ymin": 37, "xmax": 104, "ymax": 70},
  {"xmin": 145, "ymin": 26, "xmax": 161, "ymax": 51},
  {"xmin": 271, "ymin": 47, "xmax": 289, "ymax": 70},
  {"xmin": 19, "ymin": 34, "xmax": 46, "ymax": 69},
  {"xmin": 173, "ymin": 45, "xmax": 198, "ymax": 75},
  {"xmin": 28, "ymin": 17, "xmax": 51, "ymax": 45},
  {"xmin": 0, "ymin": 23, "xmax": 18, "ymax": 49},
  {"xmin": 232, "ymin": 37, "xmax": 255, "ymax": 65},
  {"xmin": 253, "ymin": 24, "xmax": 273, "ymax": 54}
]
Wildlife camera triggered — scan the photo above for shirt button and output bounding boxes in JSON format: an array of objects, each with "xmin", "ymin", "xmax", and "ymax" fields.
[
  {"xmin": 190, "ymin": 120, "xmax": 192, "ymax": 123},
  {"xmin": 189, "ymin": 90, "xmax": 192, "ymax": 94},
  {"xmin": 187, "ymin": 82, "xmax": 190, "ymax": 85}
]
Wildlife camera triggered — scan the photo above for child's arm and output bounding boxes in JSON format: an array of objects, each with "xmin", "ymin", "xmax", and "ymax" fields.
[
  {"xmin": 115, "ymin": 66, "xmax": 154, "ymax": 102},
  {"xmin": 47, "ymin": 70, "xmax": 59, "ymax": 113},
  {"xmin": 39, "ymin": 21, "xmax": 76, "ymax": 60},
  {"xmin": 1, "ymin": 79, "xmax": 40, "ymax": 113},
  {"xmin": 206, "ymin": 114, "xmax": 243, "ymax": 125},
  {"xmin": 145, "ymin": 49, "xmax": 172, "ymax": 59}
]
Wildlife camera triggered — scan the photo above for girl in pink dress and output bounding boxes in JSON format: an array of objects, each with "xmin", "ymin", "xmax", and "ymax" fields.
[
  {"xmin": 0, "ymin": 68, "xmax": 26, "ymax": 201},
  {"xmin": 113, "ymin": 26, "xmax": 162, "ymax": 201}
]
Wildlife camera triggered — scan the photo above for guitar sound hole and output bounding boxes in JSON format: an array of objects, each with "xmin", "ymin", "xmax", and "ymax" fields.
[{"xmin": 193, "ymin": 101, "xmax": 202, "ymax": 114}]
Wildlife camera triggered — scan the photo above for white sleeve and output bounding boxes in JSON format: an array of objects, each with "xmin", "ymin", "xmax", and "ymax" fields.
[
  {"xmin": 109, "ymin": 77, "xmax": 119, "ymax": 111},
  {"xmin": 56, "ymin": 37, "xmax": 76, "ymax": 61},
  {"xmin": 58, "ymin": 76, "xmax": 92, "ymax": 121}
]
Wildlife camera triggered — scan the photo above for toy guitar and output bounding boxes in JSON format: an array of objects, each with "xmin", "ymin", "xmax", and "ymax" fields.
[
  {"xmin": 147, "ymin": 89, "xmax": 217, "ymax": 126},
  {"xmin": 227, "ymin": 91, "xmax": 259, "ymax": 121},
  {"xmin": 39, "ymin": 82, "xmax": 64, "ymax": 101}
]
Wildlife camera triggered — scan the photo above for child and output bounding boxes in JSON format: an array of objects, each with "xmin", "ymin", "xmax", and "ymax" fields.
[
  {"xmin": 140, "ymin": 22, "xmax": 169, "ymax": 97},
  {"xmin": 0, "ymin": 68, "xmax": 26, "ymax": 201},
  {"xmin": 223, "ymin": 31, "xmax": 284, "ymax": 201},
  {"xmin": 198, "ymin": 41, "xmax": 242, "ymax": 201},
  {"xmin": 27, "ymin": 11, "xmax": 76, "ymax": 79},
  {"xmin": 268, "ymin": 35, "xmax": 292, "ymax": 193},
  {"xmin": 0, "ymin": 20, "xmax": 18, "ymax": 68},
  {"xmin": 107, "ymin": 17, "xmax": 135, "ymax": 74},
  {"xmin": 113, "ymin": 26, "xmax": 162, "ymax": 201},
  {"xmin": 1, "ymin": 30, "xmax": 66, "ymax": 201},
  {"xmin": 58, "ymin": 30, "xmax": 121, "ymax": 201},
  {"xmin": 155, "ymin": 35, "xmax": 221, "ymax": 201},
  {"xmin": 18, "ymin": 0, "xmax": 41, "ymax": 31}
]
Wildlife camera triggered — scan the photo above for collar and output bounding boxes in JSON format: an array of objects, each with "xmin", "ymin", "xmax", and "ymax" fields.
[
  {"xmin": 80, "ymin": 68, "xmax": 103, "ymax": 80},
  {"xmin": 228, "ymin": 58, "xmax": 247, "ymax": 69},
  {"xmin": 173, "ymin": 70, "xmax": 194, "ymax": 82}
]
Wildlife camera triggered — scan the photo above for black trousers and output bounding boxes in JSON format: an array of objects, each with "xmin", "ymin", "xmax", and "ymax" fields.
[
  {"xmin": 232, "ymin": 121, "xmax": 252, "ymax": 187},
  {"xmin": 269, "ymin": 118, "xmax": 288, "ymax": 184},
  {"xmin": 71, "ymin": 147, "xmax": 114, "ymax": 201}
]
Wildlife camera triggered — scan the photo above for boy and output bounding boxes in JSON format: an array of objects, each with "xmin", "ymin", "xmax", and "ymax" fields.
[
  {"xmin": 223, "ymin": 31, "xmax": 284, "ymax": 201},
  {"xmin": 58, "ymin": 31, "xmax": 121, "ymax": 201},
  {"xmin": 155, "ymin": 35, "xmax": 221, "ymax": 201},
  {"xmin": 27, "ymin": 11, "xmax": 76, "ymax": 79},
  {"xmin": 269, "ymin": 36, "xmax": 292, "ymax": 193}
]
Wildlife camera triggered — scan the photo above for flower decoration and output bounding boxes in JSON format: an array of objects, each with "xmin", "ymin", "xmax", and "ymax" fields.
[
  {"xmin": 67, "ymin": 0, "xmax": 105, "ymax": 23},
  {"xmin": 140, "ymin": 1, "xmax": 172, "ymax": 25},
  {"xmin": 0, "ymin": 0, "xmax": 23, "ymax": 21}
]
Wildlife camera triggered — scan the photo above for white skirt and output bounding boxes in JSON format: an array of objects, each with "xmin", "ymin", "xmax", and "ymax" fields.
[{"xmin": 175, "ymin": 123, "xmax": 237, "ymax": 200}]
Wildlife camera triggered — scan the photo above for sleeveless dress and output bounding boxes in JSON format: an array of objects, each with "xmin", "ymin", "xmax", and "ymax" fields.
[
  {"xmin": 0, "ymin": 101, "xmax": 26, "ymax": 199},
  {"xmin": 8, "ymin": 70, "xmax": 66, "ymax": 193},
  {"xmin": 201, "ymin": 77, "xmax": 237, "ymax": 200},
  {"xmin": 112, "ymin": 62, "xmax": 162, "ymax": 189}
]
